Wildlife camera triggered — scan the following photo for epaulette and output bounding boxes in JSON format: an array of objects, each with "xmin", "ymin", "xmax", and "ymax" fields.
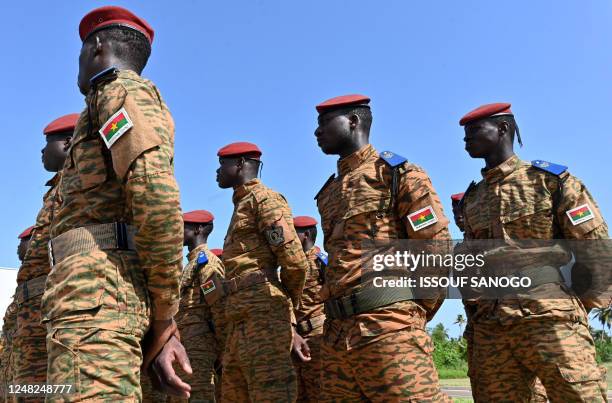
[
  {"xmin": 89, "ymin": 66, "xmax": 119, "ymax": 88},
  {"xmin": 379, "ymin": 151, "xmax": 407, "ymax": 168},
  {"xmin": 314, "ymin": 174, "xmax": 336, "ymax": 200},
  {"xmin": 531, "ymin": 160, "xmax": 568, "ymax": 176},
  {"xmin": 316, "ymin": 251, "xmax": 328, "ymax": 266},
  {"xmin": 197, "ymin": 251, "xmax": 209, "ymax": 266}
]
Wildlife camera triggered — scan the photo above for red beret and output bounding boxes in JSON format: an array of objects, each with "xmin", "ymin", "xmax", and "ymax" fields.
[
  {"xmin": 451, "ymin": 193, "xmax": 465, "ymax": 202},
  {"xmin": 459, "ymin": 103, "xmax": 512, "ymax": 126},
  {"xmin": 210, "ymin": 248, "xmax": 223, "ymax": 257},
  {"xmin": 43, "ymin": 113, "xmax": 80, "ymax": 136},
  {"xmin": 316, "ymin": 94, "xmax": 370, "ymax": 113},
  {"xmin": 293, "ymin": 216, "xmax": 318, "ymax": 228},
  {"xmin": 18, "ymin": 225, "xmax": 35, "ymax": 239},
  {"xmin": 80, "ymin": 6, "xmax": 154, "ymax": 44},
  {"xmin": 183, "ymin": 210, "xmax": 214, "ymax": 224},
  {"xmin": 217, "ymin": 142, "xmax": 262, "ymax": 159}
]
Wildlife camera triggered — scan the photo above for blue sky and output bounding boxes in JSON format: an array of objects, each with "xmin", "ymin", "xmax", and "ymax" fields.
[{"xmin": 1, "ymin": 1, "xmax": 610, "ymax": 335}]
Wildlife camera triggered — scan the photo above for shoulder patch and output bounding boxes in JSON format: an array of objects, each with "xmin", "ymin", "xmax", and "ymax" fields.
[
  {"xmin": 99, "ymin": 107, "xmax": 134, "ymax": 148},
  {"xmin": 379, "ymin": 151, "xmax": 407, "ymax": 168},
  {"xmin": 316, "ymin": 251, "xmax": 328, "ymax": 266},
  {"xmin": 197, "ymin": 251, "xmax": 209, "ymax": 266},
  {"xmin": 531, "ymin": 160, "xmax": 568, "ymax": 176},
  {"xmin": 315, "ymin": 174, "xmax": 336, "ymax": 200},
  {"xmin": 407, "ymin": 205, "xmax": 438, "ymax": 231},
  {"xmin": 566, "ymin": 204, "xmax": 595, "ymax": 226}
]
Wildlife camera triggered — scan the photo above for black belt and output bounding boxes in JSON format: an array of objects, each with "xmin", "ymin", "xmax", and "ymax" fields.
[{"xmin": 324, "ymin": 286, "xmax": 414, "ymax": 320}]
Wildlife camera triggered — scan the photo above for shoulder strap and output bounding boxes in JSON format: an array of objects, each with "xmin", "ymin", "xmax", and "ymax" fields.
[{"xmin": 379, "ymin": 151, "xmax": 407, "ymax": 212}]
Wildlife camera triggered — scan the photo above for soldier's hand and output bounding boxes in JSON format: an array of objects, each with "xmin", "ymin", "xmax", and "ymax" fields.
[
  {"xmin": 151, "ymin": 335, "xmax": 193, "ymax": 398},
  {"xmin": 292, "ymin": 330, "xmax": 311, "ymax": 362}
]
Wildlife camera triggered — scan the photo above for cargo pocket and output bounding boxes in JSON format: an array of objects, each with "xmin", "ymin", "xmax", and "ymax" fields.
[
  {"xmin": 556, "ymin": 361, "xmax": 607, "ymax": 398},
  {"xmin": 42, "ymin": 251, "xmax": 106, "ymax": 322},
  {"xmin": 47, "ymin": 328, "xmax": 81, "ymax": 399}
]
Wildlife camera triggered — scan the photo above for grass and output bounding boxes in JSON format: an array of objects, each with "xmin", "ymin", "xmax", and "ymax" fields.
[{"xmin": 437, "ymin": 366, "xmax": 468, "ymax": 379}]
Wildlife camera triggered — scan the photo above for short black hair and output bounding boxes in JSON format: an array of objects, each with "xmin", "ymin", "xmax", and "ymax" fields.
[
  {"xmin": 88, "ymin": 26, "xmax": 151, "ymax": 73},
  {"xmin": 47, "ymin": 131, "xmax": 73, "ymax": 141},
  {"xmin": 347, "ymin": 106, "xmax": 372, "ymax": 131}
]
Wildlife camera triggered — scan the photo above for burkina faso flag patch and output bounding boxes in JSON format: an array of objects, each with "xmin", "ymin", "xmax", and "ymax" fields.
[
  {"xmin": 201, "ymin": 279, "xmax": 216, "ymax": 295},
  {"xmin": 99, "ymin": 107, "xmax": 133, "ymax": 148},
  {"xmin": 407, "ymin": 205, "xmax": 438, "ymax": 231},
  {"xmin": 566, "ymin": 204, "xmax": 595, "ymax": 226}
]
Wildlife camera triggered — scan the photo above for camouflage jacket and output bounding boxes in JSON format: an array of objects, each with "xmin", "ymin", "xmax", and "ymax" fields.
[
  {"xmin": 294, "ymin": 246, "xmax": 326, "ymax": 335},
  {"xmin": 17, "ymin": 173, "xmax": 61, "ymax": 284},
  {"xmin": 462, "ymin": 154, "xmax": 610, "ymax": 323},
  {"xmin": 223, "ymin": 179, "xmax": 307, "ymax": 309},
  {"xmin": 45, "ymin": 69, "xmax": 183, "ymax": 325},
  {"xmin": 316, "ymin": 144, "xmax": 451, "ymax": 348},
  {"xmin": 177, "ymin": 244, "xmax": 226, "ymax": 344}
]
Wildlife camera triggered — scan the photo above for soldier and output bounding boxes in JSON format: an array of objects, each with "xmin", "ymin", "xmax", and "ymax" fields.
[
  {"xmin": 292, "ymin": 216, "xmax": 327, "ymax": 402},
  {"xmin": 0, "ymin": 226, "xmax": 33, "ymax": 401},
  {"xmin": 459, "ymin": 102, "xmax": 609, "ymax": 401},
  {"xmin": 41, "ymin": 6, "xmax": 190, "ymax": 401},
  {"xmin": 9, "ymin": 114, "xmax": 78, "ymax": 400},
  {"xmin": 170, "ymin": 210, "xmax": 226, "ymax": 402},
  {"xmin": 313, "ymin": 94, "xmax": 451, "ymax": 401},
  {"xmin": 215, "ymin": 141, "xmax": 308, "ymax": 402}
]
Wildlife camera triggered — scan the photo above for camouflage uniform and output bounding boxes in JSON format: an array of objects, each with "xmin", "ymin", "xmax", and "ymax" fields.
[
  {"xmin": 293, "ymin": 246, "xmax": 326, "ymax": 403},
  {"xmin": 0, "ymin": 298, "xmax": 18, "ymax": 401},
  {"xmin": 170, "ymin": 244, "xmax": 225, "ymax": 403},
  {"xmin": 316, "ymin": 144, "xmax": 451, "ymax": 402},
  {"xmin": 42, "ymin": 69, "xmax": 183, "ymax": 402},
  {"xmin": 221, "ymin": 178, "xmax": 308, "ymax": 402},
  {"xmin": 462, "ymin": 154, "xmax": 609, "ymax": 402},
  {"xmin": 9, "ymin": 174, "xmax": 62, "ymax": 398}
]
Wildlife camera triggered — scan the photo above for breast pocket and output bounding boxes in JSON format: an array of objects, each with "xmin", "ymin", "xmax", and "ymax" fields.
[
  {"xmin": 228, "ymin": 218, "xmax": 264, "ymax": 254},
  {"xmin": 62, "ymin": 137, "xmax": 108, "ymax": 194},
  {"xmin": 501, "ymin": 198, "xmax": 553, "ymax": 238}
]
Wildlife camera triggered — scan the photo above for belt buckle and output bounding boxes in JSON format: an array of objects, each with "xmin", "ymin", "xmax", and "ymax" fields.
[{"xmin": 48, "ymin": 240, "xmax": 55, "ymax": 268}]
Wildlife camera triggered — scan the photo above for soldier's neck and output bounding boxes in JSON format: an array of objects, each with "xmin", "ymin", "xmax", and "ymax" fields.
[
  {"xmin": 484, "ymin": 149, "xmax": 515, "ymax": 170},
  {"xmin": 187, "ymin": 237, "xmax": 207, "ymax": 253},
  {"xmin": 302, "ymin": 239, "xmax": 315, "ymax": 253}
]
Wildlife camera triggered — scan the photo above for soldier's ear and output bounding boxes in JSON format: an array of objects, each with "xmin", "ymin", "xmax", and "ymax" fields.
[
  {"xmin": 348, "ymin": 113, "xmax": 359, "ymax": 130},
  {"xmin": 497, "ymin": 120, "xmax": 510, "ymax": 137},
  {"xmin": 94, "ymin": 36, "xmax": 104, "ymax": 56}
]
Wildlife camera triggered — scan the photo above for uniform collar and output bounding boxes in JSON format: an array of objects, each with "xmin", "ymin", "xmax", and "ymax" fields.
[
  {"xmin": 187, "ymin": 243, "xmax": 208, "ymax": 262},
  {"xmin": 481, "ymin": 154, "xmax": 521, "ymax": 183},
  {"xmin": 232, "ymin": 178, "xmax": 261, "ymax": 204},
  {"xmin": 337, "ymin": 144, "xmax": 377, "ymax": 176},
  {"xmin": 45, "ymin": 172, "xmax": 60, "ymax": 187}
]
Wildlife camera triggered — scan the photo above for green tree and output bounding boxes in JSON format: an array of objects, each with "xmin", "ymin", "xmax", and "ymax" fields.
[
  {"xmin": 454, "ymin": 314, "xmax": 466, "ymax": 338},
  {"xmin": 594, "ymin": 307, "xmax": 612, "ymax": 341},
  {"xmin": 431, "ymin": 323, "xmax": 449, "ymax": 344}
]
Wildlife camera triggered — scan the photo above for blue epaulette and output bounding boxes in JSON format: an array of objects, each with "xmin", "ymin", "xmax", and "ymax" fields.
[
  {"xmin": 531, "ymin": 160, "xmax": 568, "ymax": 176},
  {"xmin": 89, "ymin": 66, "xmax": 118, "ymax": 86},
  {"xmin": 197, "ymin": 251, "xmax": 209, "ymax": 266},
  {"xmin": 379, "ymin": 151, "xmax": 407, "ymax": 168},
  {"xmin": 316, "ymin": 251, "xmax": 328, "ymax": 266}
]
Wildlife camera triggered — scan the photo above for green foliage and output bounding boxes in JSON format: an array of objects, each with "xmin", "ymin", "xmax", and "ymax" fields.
[
  {"xmin": 595, "ymin": 339, "xmax": 612, "ymax": 363},
  {"xmin": 428, "ymin": 323, "xmax": 469, "ymax": 378}
]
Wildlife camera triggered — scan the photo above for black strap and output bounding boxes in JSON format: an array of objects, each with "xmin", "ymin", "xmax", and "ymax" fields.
[{"xmin": 324, "ymin": 286, "xmax": 415, "ymax": 320}]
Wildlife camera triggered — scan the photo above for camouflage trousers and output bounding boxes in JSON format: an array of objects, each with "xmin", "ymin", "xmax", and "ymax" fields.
[
  {"xmin": 13, "ymin": 294, "xmax": 48, "ymax": 391},
  {"xmin": 221, "ymin": 308, "xmax": 296, "ymax": 402},
  {"xmin": 293, "ymin": 332, "xmax": 322, "ymax": 403},
  {"xmin": 470, "ymin": 319, "xmax": 607, "ymax": 402},
  {"xmin": 465, "ymin": 320, "xmax": 548, "ymax": 403},
  {"xmin": 45, "ymin": 327, "xmax": 144, "ymax": 402},
  {"xmin": 1, "ymin": 300, "xmax": 18, "ymax": 402},
  {"xmin": 320, "ymin": 326, "xmax": 451, "ymax": 402}
]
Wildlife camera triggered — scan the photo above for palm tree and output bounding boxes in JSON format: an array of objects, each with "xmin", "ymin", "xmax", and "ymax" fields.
[
  {"xmin": 593, "ymin": 307, "xmax": 612, "ymax": 341},
  {"xmin": 454, "ymin": 314, "xmax": 466, "ymax": 338}
]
